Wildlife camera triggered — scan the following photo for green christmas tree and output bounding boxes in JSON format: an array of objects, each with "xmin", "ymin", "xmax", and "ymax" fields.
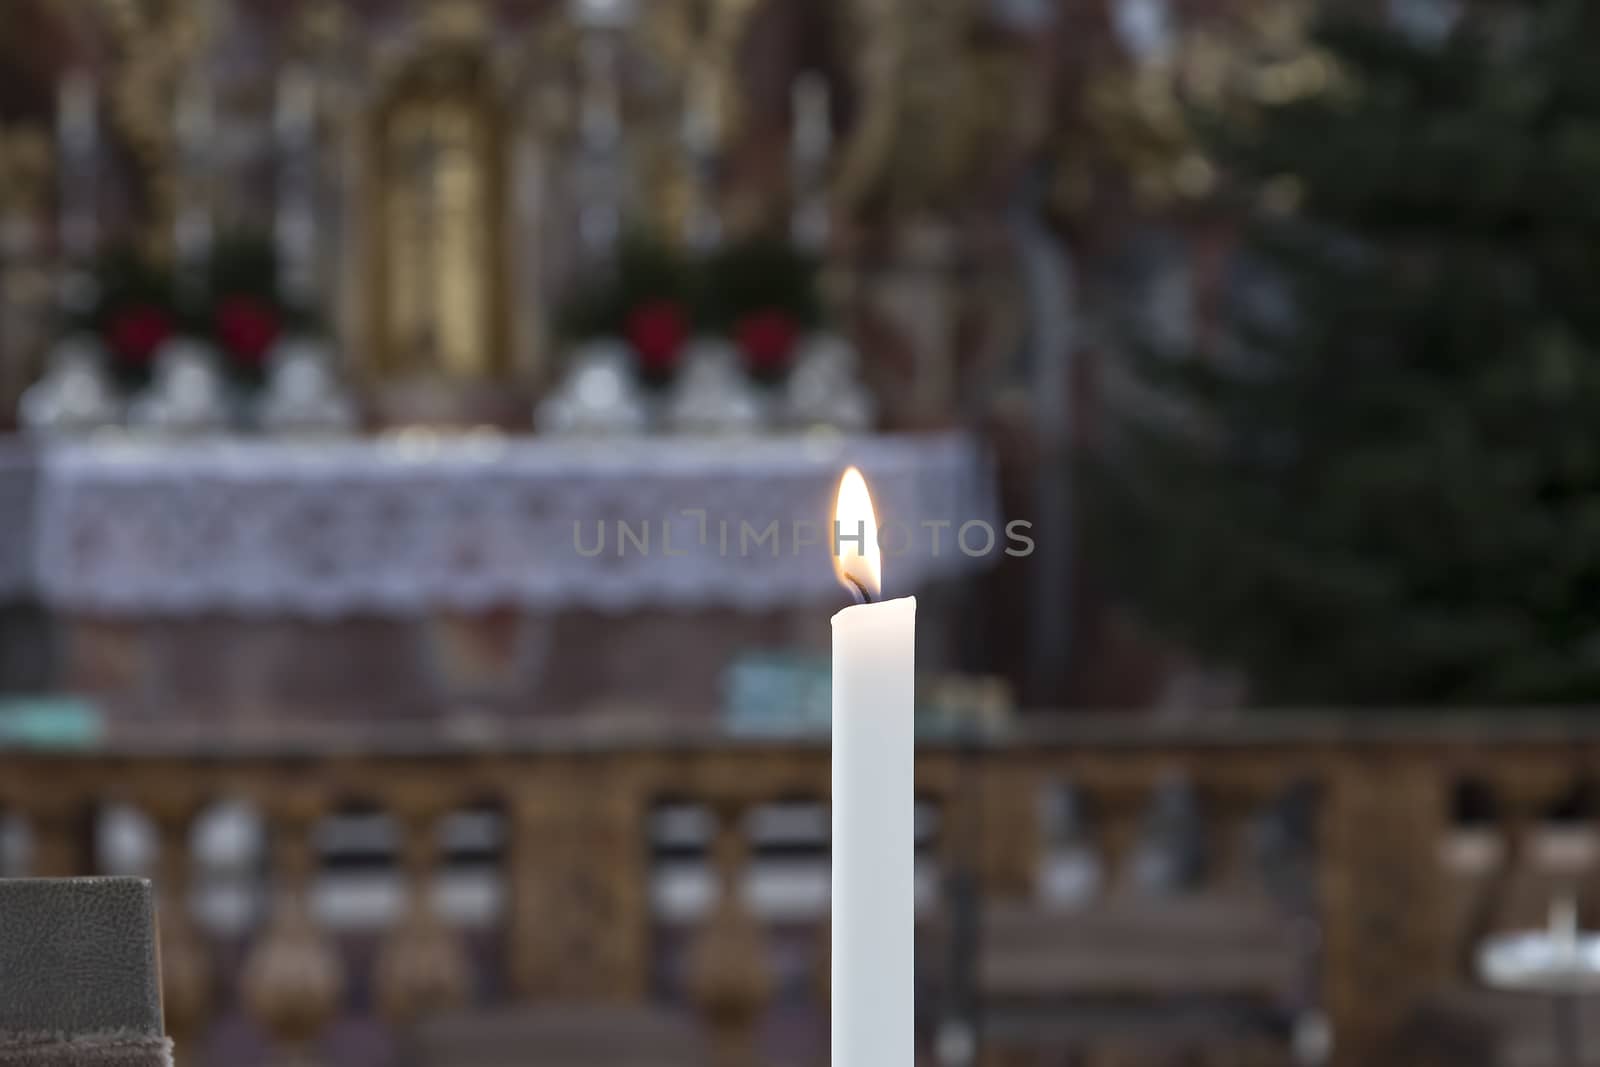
[{"xmin": 1086, "ymin": 1, "xmax": 1600, "ymax": 704}]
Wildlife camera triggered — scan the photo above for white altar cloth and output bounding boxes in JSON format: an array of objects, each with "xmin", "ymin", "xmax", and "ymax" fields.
[{"xmin": 0, "ymin": 433, "xmax": 997, "ymax": 617}]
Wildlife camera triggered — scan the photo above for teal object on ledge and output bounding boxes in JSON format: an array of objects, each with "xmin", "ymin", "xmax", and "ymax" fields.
[
  {"xmin": 723, "ymin": 652, "xmax": 831, "ymax": 737},
  {"xmin": 0, "ymin": 697, "xmax": 104, "ymax": 750},
  {"xmin": 720, "ymin": 652, "xmax": 1014, "ymax": 740}
]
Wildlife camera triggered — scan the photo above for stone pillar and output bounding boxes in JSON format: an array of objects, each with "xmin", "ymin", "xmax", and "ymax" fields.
[
  {"xmin": 1319, "ymin": 756, "xmax": 1452, "ymax": 1066},
  {"xmin": 148, "ymin": 793, "xmax": 212, "ymax": 1066},
  {"xmin": 375, "ymin": 790, "xmax": 470, "ymax": 1023},
  {"xmin": 242, "ymin": 788, "xmax": 345, "ymax": 1065},
  {"xmin": 689, "ymin": 796, "xmax": 772, "ymax": 1067},
  {"xmin": 508, "ymin": 760, "xmax": 649, "ymax": 1000}
]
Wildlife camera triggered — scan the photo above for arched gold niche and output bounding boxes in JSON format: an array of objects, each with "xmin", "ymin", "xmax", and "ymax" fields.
[{"xmin": 363, "ymin": 5, "xmax": 509, "ymax": 385}]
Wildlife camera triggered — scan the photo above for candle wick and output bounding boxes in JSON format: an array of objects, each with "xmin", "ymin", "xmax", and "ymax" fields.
[{"xmin": 843, "ymin": 574, "xmax": 875, "ymax": 606}]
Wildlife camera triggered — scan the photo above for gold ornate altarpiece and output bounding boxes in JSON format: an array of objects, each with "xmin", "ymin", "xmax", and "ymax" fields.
[{"xmin": 6, "ymin": 0, "xmax": 1243, "ymax": 427}]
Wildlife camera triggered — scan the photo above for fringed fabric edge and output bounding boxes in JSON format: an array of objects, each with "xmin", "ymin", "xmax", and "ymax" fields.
[{"xmin": 0, "ymin": 1033, "xmax": 173, "ymax": 1067}]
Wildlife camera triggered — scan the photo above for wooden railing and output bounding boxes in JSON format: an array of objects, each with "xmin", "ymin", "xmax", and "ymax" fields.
[{"xmin": 2, "ymin": 716, "xmax": 1598, "ymax": 1066}]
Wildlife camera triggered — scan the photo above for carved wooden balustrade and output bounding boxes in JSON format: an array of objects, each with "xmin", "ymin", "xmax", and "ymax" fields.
[{"xmin": 1, "ymin": 716, "xmax": 1597, "ymax": 1066}]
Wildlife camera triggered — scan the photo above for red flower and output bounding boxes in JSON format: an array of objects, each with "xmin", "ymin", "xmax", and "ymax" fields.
[
  {"xmin": 215, "ymin": 295, "xmax": 282, "ymax": 364},
  {"xmin": 734, "ymin": 308, "xmax": 798, "ymax": 379},
  {"xmin": 107, "ymin": 305, "xmax": 172, "ymax": 365},
  {"xmin": 625, "ymin": 299, "xmax": 689, "ymax": 377}
]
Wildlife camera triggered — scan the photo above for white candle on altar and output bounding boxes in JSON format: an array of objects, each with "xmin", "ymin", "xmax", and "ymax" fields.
[
  {"xmin": 56, "ymin": 70, "xmax": 98, "ymax": 261},
  {"xmin": 831, "ymin": 466, "xmax": 915, "ymax": 1067},
  {"xmin": 274, "ymin": 64, "xmax": 318, "ymax": 304},
  {"xmin": 173, "ymin": 69, "xmax": 215, "ymax": 280}
]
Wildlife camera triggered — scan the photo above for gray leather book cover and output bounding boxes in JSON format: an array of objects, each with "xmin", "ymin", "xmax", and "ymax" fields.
[{"xmin": 0, "ymin": 878, "xmax": 172, "ymax": 1066}]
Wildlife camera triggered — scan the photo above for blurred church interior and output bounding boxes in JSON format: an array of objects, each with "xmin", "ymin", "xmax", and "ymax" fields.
[{"xmin": 0, "ymin": 2, "xmax": 1360, "ymax": 1066}]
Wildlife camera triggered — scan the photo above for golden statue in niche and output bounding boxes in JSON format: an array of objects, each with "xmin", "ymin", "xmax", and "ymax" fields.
[{"xmin": 364, "ymin": 1, "xmax": 508, "ymax": 389}]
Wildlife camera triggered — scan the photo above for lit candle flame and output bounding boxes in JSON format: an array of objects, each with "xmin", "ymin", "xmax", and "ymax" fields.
[{"xmin": 833, "ymin": 466, "xmax": 881, "ymax": 602}]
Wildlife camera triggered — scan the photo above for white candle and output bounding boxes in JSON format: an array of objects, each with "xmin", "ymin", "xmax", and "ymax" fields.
[
  {"xmin": 173, "ymin": 69, "xmax": 215, "ymax": 278},
  {"xmin": 789, "ymin": 72, "xmax": 830, "ymax": 251},
  {"xmin": 1552, "ymin": 894, "xmax": 1579, "ymax": 958},
  {"xmin": 275, "ymin": 65, "xmax": 318, "ymax": 303},
  {"xmin": 58, "ymin": 71, "xmax": 96, "ymax": 155},
  {"xmin": 831, "ymin": 467, "xmax": 916, "ymax": 1067},
  {"xmin": 680, "ymin": 66, "xmax": 723, "ymax": 251},
  {"xmin": 275, "ymin": 64, "xmax": 316, "ymax": 149},
  {"xmin": 56, "ymin": 70, "xmax": 98, "ymax": 260}
]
